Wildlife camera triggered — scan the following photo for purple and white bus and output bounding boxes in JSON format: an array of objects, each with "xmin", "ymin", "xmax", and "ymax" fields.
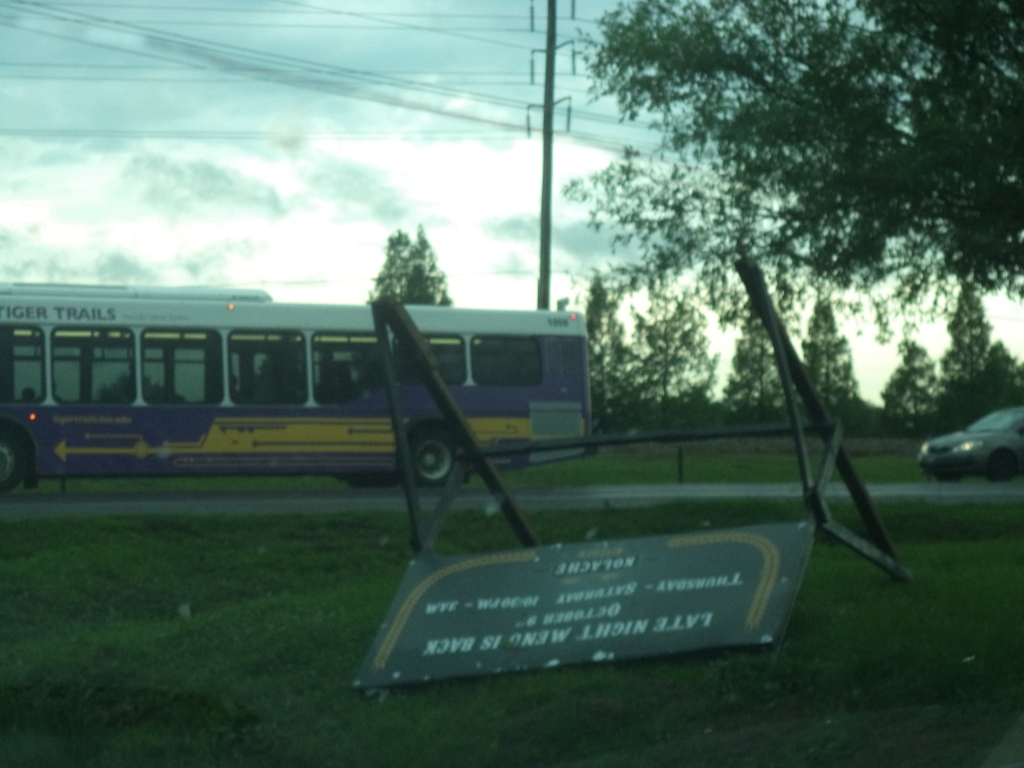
[{"xmin": 0, "ymin": 283, "xmax": 591, "ymax": 490}]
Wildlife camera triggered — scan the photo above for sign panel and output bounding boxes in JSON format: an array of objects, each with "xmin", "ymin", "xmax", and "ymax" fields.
[{"xmin": 354, "ymin": 521, "xmax": 813, "ymax": 688}]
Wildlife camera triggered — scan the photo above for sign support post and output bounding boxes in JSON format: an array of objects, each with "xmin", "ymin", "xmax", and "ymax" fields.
[
  {"xmin": 371, "ymin": 299, "xmax": 539, "ymax": 551},
  {"xmin": 735, "ymin": 260, "xmax": 910, "ymax": 581},
  {"xmin": 358, "ymin": 263, "xmax": 910, "ymax": 689}
]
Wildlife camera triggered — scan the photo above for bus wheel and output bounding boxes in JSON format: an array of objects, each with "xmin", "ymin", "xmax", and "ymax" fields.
[
  {"xmin": 0, "ymin": 432, "xmax": 28, "ymax": 491},
  {"xmin": 410, "ymin": 429, "xmax": 455, "ymax": 487}
]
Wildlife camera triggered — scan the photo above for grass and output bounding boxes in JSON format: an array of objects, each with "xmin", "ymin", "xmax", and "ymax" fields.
[
  {"xmin": 16, "ymin": 450, "xmax": 930, "ymax": 495},
  {"xmin": 2, "ymin": 495, "xmax": 1024, "ymax": 767},
  {"xmin": 499, "ymin": 451, "xmax": 929, "ymax": 485}
]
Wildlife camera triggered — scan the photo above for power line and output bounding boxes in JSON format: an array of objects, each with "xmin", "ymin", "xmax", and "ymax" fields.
[
  {"xmin": 269, "ymin": 0, "xmax": 544, "ymax": 52},
  {"xmin": 23, "ymin": 21, "xmax": 556, "ymax": 31},
  {"xmin": 36, "ymin": 3, "xmax": 596, "ymax": 20},
  {"xmin": 0, "ymin": 1, "xmax": 648, "ymax": 139},
  {"xmin": 0, "ymin": 4, "xmax": 530, "ymax": 108},
  {"xmin": 0, "ymin": 74, "xmax": 546, "ymax": 86},
  {"xmin": 0, "ymin": 62, "xmax": 589, "ymax": 77},
  {"xmin": 0, "ymin": 74, "xmax": 603, "ymax": 96},
  {"xmin": 0, "ymin": 2, "xmax": 600, "ymax": 113},
  {"xmin": 0, "ymin": 126, "xmax": 654, "ymax": 154},
  {"xmin": 0, "ymin": 128, "xmax": 523, "ymax": 139},
  {"xmin": 235, "ymin": 270, "xmax": 577, "ymax": 287},
  {"xmin": 0, "ymin": 7, "xmax": 532, "ymax": 124}
]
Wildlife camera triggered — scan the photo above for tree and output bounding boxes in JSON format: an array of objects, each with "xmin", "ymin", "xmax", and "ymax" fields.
[
  {"xmin": 370, "ymin": 226, "xmax": 452, "ymax": 306},
  {"xmin": 935, "ymin": 284, "xmax": 994, "ymax": 430},
  {"xmin": 976, "ymin": 342, "xmax": 1024, "ymax": 415},
  {"xmin": 630, "ymin": 283, "xmax": 719, "ymax": 427},
  {"xmin": 881, "ymin": 338, "xmax": 938, "ymax": 437},
  {"xmin": 935, "ymin": 284, "xmax": 1024, "ymax": 430},
  {"xmin": 801, "ymin": 298, "xmax": 877, "ymax": 434},
  {"xmin": 723, "ymin": 310, "xmax": 785, "ymax": 424},
  {"xmin": 801, "ymin": 298, "xmax": 859, "ymax": 411},
  {"xmin": 572, "ymin": 0, "xmax": 1024, "ymax": 308},
  {"xmin": 583, "ymin": 274, "xmax": 633, "ymax": 432},
  {"xmin": 940, "ymin": 285, "xmax": 992, "ymax": 391}
]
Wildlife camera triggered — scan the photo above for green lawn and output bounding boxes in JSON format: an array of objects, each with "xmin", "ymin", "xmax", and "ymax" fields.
[
  {"xmin": 16, "ymin": 451, "xmax": 929, "ymax": 495},
  {"xmin": 499, "ymin": 451, "xmax": 928, "ymax": 485},
  {"xmin": 2, "ymin": 497, "xmax": 1023, "ymax": 767}
]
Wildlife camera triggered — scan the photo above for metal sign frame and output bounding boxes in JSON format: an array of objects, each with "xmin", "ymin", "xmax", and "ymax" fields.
[{"xmin": 369, "ymin": 260, "xmax": 911, "ymax": 583}]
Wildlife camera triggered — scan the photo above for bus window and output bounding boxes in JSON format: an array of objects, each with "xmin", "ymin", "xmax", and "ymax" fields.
[
  {"xmin": 548, "ymin": 336, "xmax": 585, "ymax": 378},
  {"xmin": 312, "ymin": 333, "xmax": 382, "ymax": 405},
  {"xmin": 0, "ymin": 326, "xmax": 45, "ymax": 403},
  {"xmin": 395, "ymin": 335, "xmax": 466, "ymax": 386},
  {"xmin": 142, "ymin": 329, "xmax": 223, "ymax": 405},
  {"xmin": 228, "ymin": 331, "xmax": 307, "ymax": 405},
  {"xmin": 471, "ymin": 336, "xmax": 541, "ymax": 386},
  {"xmin": 52, "ymin": 328, "xmax": 135, "ymax": 404}
]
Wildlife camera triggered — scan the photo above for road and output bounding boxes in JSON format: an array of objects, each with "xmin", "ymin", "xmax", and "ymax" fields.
[{"xmin": 1, "ymin": 482, "xmax": 1022, "ymax": 519}]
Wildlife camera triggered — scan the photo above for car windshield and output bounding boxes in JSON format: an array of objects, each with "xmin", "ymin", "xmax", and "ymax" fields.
[{"xmin": 965, "ymin": 410, "xmax": 1023, "ymax": 433}]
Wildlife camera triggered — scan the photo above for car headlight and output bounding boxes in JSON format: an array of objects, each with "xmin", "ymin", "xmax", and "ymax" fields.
[{"xmin": 953, "ymin": 440, "xmax": 984, "ymax": 452}]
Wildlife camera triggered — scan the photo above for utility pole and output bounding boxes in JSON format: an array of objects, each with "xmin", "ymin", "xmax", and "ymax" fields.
[{"xmin": 537, "ymin": 0, "xmax": 557, "ymax": 310}]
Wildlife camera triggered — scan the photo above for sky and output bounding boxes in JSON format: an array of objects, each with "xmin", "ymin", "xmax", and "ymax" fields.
[{"xmin": 2, "ymin": 0, "xmax": 1024, "ymax": 405}]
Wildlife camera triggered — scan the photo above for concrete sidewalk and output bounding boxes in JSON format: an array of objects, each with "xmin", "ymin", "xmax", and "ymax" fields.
[{"xmin": 2, "ymin": 481, "xmax": 1024, "ymax": 519}]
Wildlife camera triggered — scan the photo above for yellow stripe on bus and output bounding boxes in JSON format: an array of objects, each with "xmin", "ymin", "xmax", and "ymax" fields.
[{"xmin": 53, "ymin": 416, "xmax": 533, "ymax": 461}]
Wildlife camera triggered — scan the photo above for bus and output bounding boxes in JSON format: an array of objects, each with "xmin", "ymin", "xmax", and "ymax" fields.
[{"xmin": 0, "ymin": 283, "xmax": 591, "ymax": 491}]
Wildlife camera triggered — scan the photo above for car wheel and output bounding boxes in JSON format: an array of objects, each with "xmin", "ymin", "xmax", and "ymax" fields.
[
  {"xmin": 410, "ymin": 428, "xmax": 455, "ymax": 487},
  {"xmin": 934, "ymin": 472, "xmax": 963, "ymax": 482},
  {"xmin": 986, "ymin": 450, "xmax": 1017, "ymax": 482},
  {"xmin": 0, "ymin": 432, "xmax": 29, "ymax": 492}
]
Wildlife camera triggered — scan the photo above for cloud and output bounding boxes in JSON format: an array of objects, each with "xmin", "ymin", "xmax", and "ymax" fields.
[
  {"xmin": 483, "ymin": 215, "xmax": 627, "ymax": 269},
  {"xmin": 0, "ymin": 227, "xmax": 80, "ymax": 282},
  {"xmin": 95, "ymin": 252, "xmax": 161, "ymax": 284},
  {"xmin": 301, "ymin": 157, "xmax": 412, "ymax": 226},
  {"xmin": 484, "ymin": 215, "xmax": 537, "ymax": 243},
  {"xmin": 122, "ymin": 154, "xmax": 287, "ymax": 219},
  {"xmin": 0, "ymin": 227, "xmax": 22, "ymax": 254},
  {"xmin": 552, "ymin": 220, "xmax": 623, "ymax": 264},
  {"xmin": 492, "ymin": 252, "xmax": 532, "ymax": 276},
  {"xmin": 0, "ymin": 225, "xmax": 194, "ymax": 286},
  {"xmin": 177, "ymin": 239, "xmax": 258, "ymax": 285}
]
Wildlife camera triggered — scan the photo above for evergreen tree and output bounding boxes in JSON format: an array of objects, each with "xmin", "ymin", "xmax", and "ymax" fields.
[
  {"xmin": 723, "ymin": 311, "xmax": 785, "ymax": 424},
  {"xmin": 583, "ymin": 275, "xmax": 632, "ymax": 432},
  {"xmin": 976, "ymin": 342, "xmax": 1024, "ymax": 415},
  {"xmin": 801, "ymin": 298, "xmax": 859, "ymax": 410},
  {"xmin": 630, "ymin": 283, "xmax": 719, "ymax": 428},
  {"xmin": 799, "ymin": 298, "xmax": 879, "ymax": 433},
  {"xmin": 881, "ymin": 338, "xmax": 938, "ymax": 437},
  {"xmin": 924, "ymin": 285, "xmax": 1024, "ymax": 431},
  {"xmin": 369, "ymin": 226, "xmax": 452, "ymax": 306},
  {"xmin": 940, "ymin": 285, "xmax": 991, "ymax": 388},
  {"xmin": 935, "ymin": 285, "xmax": 995, "ymax": 430}
]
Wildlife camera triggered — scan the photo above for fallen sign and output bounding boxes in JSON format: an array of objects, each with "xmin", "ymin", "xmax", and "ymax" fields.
[
  {"xmin": 356, "ymin": 269, "xmax": 911, "ymax": 689},
  {"xmin": 353, "ymin": 520, "xmax": 812, "ymax": 688}
]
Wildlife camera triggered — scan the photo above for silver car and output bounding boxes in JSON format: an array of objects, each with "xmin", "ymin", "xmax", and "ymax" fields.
[{"xmin": 918, "ymin": 406, "xmax": 1024, "ymax": 482}]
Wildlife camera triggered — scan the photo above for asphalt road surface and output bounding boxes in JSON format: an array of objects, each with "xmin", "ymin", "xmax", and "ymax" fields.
[{"xmin": 1, "ymin": 482, "xmax": 1022, "ymax": 519}]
